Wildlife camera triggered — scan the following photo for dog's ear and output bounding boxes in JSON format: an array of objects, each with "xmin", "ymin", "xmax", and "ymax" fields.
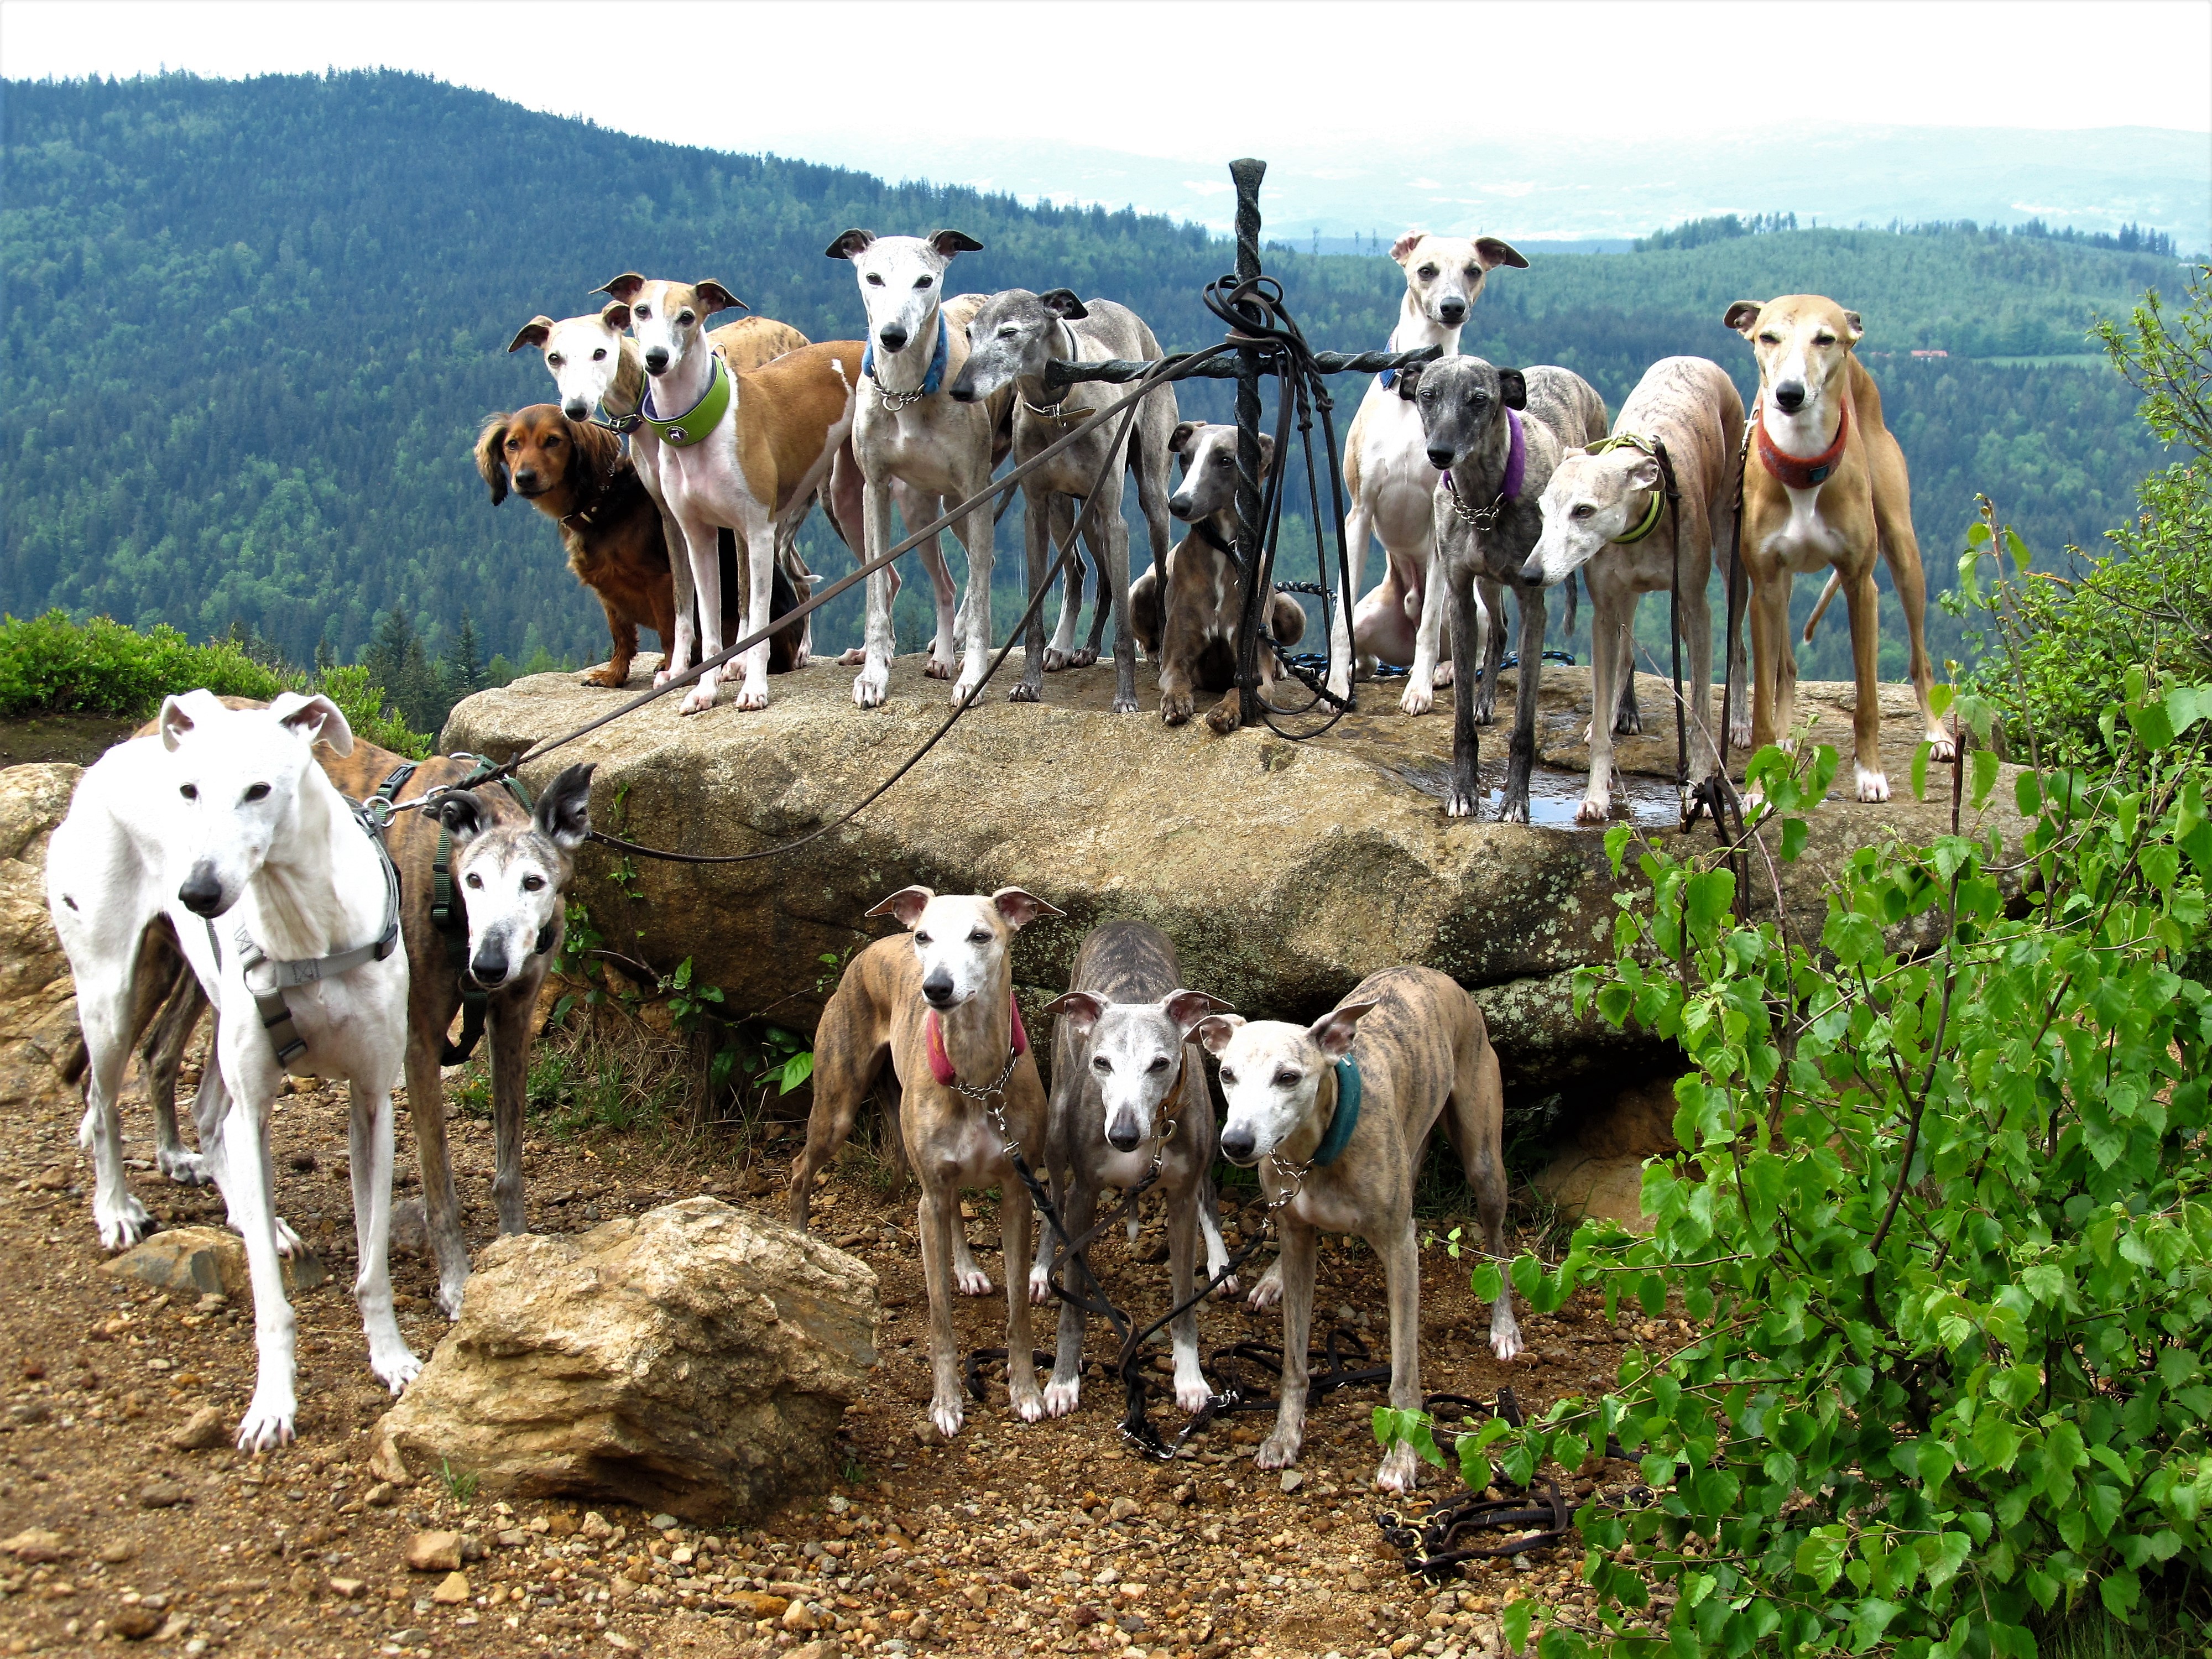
[
  {"xmin": 1389, "ymin": 231, "xmax": 1426, "ymax": 265},
  {"xmin": 991, "ymin": 887, "xmax": 1063, "ymax": 931},
  {"xmin": 534, "ymin": 763, "xmax": 595, "ymax": 852},
  {"xmin": 929, "ymin": 229, "xmax": 983, "ymax": 258},
  {"xmin": 270, "ymin": 691, "xmax": 353, "ymax": 758},
  {"xmin": 1842, "ymin": 309, "xmax": 1864, "ymax": 345},
  {"xmin": 1192, "ymin": 1013, "xmax": 1244, "ymax": 1056},
  {"xmin": 1723, "ymin": 301, "xmax": 1767, "ymax": 338},
  {"xmin": 1167, "ymin": 421, "xmax": 1199, "ymax": 457},
  {"xmin": 434, "ymin": 790, "xmax": 487, "ymax": 847},
  {"xmin": 474, "ymin": 415, "xmax": 512, "ymax": 505},
  {"xmin": 866, "ymin": 885, "xmax": 935, "ymax": 929},
  {"xmin": 599, "ymin": 300, "xmax": 633, "ymax": 332},
  {"xmin": 1498, "ymin": 369, "xmax": 1527, "ymax": 410},
  {"xmin": 825, "ymin": 228, "xmax": 877, "ymax": 261},
  {"xmin": 1256, "ymin": 431, "xmax": 1277, "ymax": 480},
  {"xmin": 1306, "ymin": 998, "xmax": 1380, "ymax": 1060},
  {"xmin": 1474, "ymin": 236, "xmax": 1528, "ymax": 272},
  {"xmin": 1037, "ymin": 288, "xmax": 1088, "ymax": 321},
  {"xmin": 1394, "ymin": 363, "xmax": 1425, "ymax": 401},
  {"xmin": 694, "ymin": 281, "xmax": 748, "ymax": 317},
  {"xmin": 1041, "ymin": 991, "xmax": 1107, "ymax": 1035},
  {"xmin": 1625, "ymin": 452, "xmax": 1663, "ymax": 492},
  {"xmin": 157, "ymin": 691, "xmax": 213, "ymax": 752},
  {"xmin": 507, "ymin": 315, "xmax": 555, "ymax": 354},
  {"xmin": 594, "ymin": 273, "xmax": 648, "ymax": 305},
  {"xmin": 1164, "ymin": 989, "xmax": 1234, "ymax": 1037}
]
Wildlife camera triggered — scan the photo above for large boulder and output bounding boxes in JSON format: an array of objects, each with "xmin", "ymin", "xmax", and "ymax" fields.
[
  {"xmin": 374, "ymin": 1199, "xmax": 877, "ymax": 1523},
  {"xmin": 0, "ymin": 764, "xmax": 86, "ymax": 1109},
  {"xmin": 445, "ymin": 658, "xmax": 2019, "ymax": 1094}
]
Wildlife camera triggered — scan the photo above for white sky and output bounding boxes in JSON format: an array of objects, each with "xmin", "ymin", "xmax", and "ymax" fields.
[{"xmin": 4, "ymin": 0, "xmax": 2208, "ymax": 169}]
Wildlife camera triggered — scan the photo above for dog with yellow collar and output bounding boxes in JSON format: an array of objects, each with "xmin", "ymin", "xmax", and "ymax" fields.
[
  {"xmin": 1522, "ymin": 356, "xmax": 1746, "ymax": 823},
  {"xmin": 1196, "ymin": 964, "xmax": 1513, "ymax": 1493}
]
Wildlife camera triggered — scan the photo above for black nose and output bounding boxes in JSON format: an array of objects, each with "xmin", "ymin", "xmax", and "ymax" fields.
[
  {"xmin": 563, "ymin": 400, "xmax": 588, "ymax": 420},
  {"xmin": 177, "ymin": 868, "xmax": 223, "ymax": 917},
  {"xmin": 1775, "ymin": 381, "xmax": 1806, "ymax": 413},
  {"xmin": 1437, "ymin": 298, "xmax": 1467, "ymax": 325},
  {"xmin": 1519, "ymin": 553, "xmax": 1545, "ymax": 582},
  {"xmin": 513, "ymin": 469, "xmax": 540, "ymax": 492},
  {"xmin": 1167, "ymin": 495, "xmax": 1195, "ymax": 521},
  {"xmin": 1107, "ymin": 1120, "xmax": 1142, "ymax": 1153},
  {"xmin": 922, "ymin": 972, "xmax": 954, "ymax": 1007},
  {"xmin": 1427, "ymin": 446, "xmax": 1454, "ymax": 469},
  {"xmin": 947, "ymin": 378, "xmax": 976, "ymax": 404},
  {"xmin": 644, "ymin": 348, "xmax": 669, "ymax": 374},
  {"xmin": 878, "ymin": 326, "xmax": 909, "ymax": 353},
  {"xmin": 1219, "ymin": 1125, "xmax": 1256, "ymax": 1164},
  {"xmin": 471, "ymin": 950, "xmax": 509, "ymax": 989}
]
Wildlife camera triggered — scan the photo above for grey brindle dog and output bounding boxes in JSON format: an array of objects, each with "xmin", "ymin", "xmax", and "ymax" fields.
[
  {"xmin": 1404, "ymin": 358, "xmax": 1608, "ymax": 820},
  {"xmin": 949, "ymin": 289, "xmax": 1179, "ymax": 711},
  {"xmin": 1030, "ymin": 922, "xmax": 1234, "ymax": 1418}
]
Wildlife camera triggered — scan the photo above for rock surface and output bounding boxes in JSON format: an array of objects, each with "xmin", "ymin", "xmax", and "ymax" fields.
[
  {"xmin": 100, "ymin": 1224, "xmax": 328, "ymax": 1298},
  {"xmin": 446, "ymin": 656, "xmax": 2022, "ymax": 1093},
  {"xmin": 1536, "ymin": 1073, "xmax": 1685, "ymax": 1229},
  {"xmin": 374, "ymin": 1197, "xmax": 877, "ymax": 1524},
  {"xmin": 0, "ymin": 764, "xmax": 86, "ymax": 1110}
]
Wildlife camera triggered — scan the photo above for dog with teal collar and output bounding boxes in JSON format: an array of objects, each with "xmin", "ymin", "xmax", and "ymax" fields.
[{"xmin": 1196, "ymin": 964, "xmax": 1516, "ymax": 1493}]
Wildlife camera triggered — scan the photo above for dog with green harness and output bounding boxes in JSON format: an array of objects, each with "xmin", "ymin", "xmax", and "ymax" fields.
[
  {"xmin": 1521, "ymin": 355, "xmax": 1747, "ymax": 825},
  {"xmin": 1194, "ymin": 964, "xmax": 1513, "ymax": 1493}
]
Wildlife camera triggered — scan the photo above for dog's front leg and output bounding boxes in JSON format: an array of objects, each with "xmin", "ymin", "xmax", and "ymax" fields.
[
  {"xmin": 1401, "ymin": 540, "xmax": 1451, "ymax": 716},
  {"xmin": 1579, "ymin": 587, "xmax": 1625, "ymax": 825},
  {"xmin": 1373, "ymin": 1216, "xmax": 1425, "ymax": 1493},
  {"xmin": 731, "ymin": 510, "xmax": 778, "ymax": 711},
  {"xmin": 999, "ymin": 1173, "xmax": 1043, "ymax": 1422},
  {"xmin": 1044, "ymin": 1172, "xmax": 1098, "ymax": 1416},
  {"xmin": 950, "ymin": 483, "xmax": 995, "ymax": 707},
  {"xmin": 403, "ymin": 1028, "xmax": 470, "ymax": 1318},
  {"xmin": 675, "ymin": 508, "xmax": 727, "ymax": 716},
  {"xmin": 951, "ymin": 1213, "xmax": 993, "ymax": 1297},
  {"xmin": 853, "ymin": 474, "xmax": 899, "ymax": 708},
  {"xmin": 1166, "ymin": 1181, "xmax": 1209, "ymax": 1411},
  {"xmin": 1030, "ymin": 1155, "xmax": 1068, "ymax": 1306},
  {"xmin": 349, "ymin": 1078, "xmax": 421, "ymax": 1394},
  {"xmin": 1199, "ymin": 1172, "xmax": 1238, "ymax": 1297},
  {"xmin": 1255, "ymin": 1215, "xmax": 1317, "ymax": 1470},
  {"xmin": 488, "ymin": 992, "xmax": 532, "ymax": 1238},
  {"xmin": 1499, "ymin": 584, "xmax": 1548, "ymax": 824},
  {"xmin": 1044, "ymin": 499, "xmax": 1089, "ymax": 671},
  {"xmin": 1099, "ymin": 480, "xmax": 1139, "ymax": 714},
  {"xmin": 218, "ymin": 1065, "xmax": 298, "ymax": 1449},
  {"xmin": 72, "ymin": 975, "xmax": 157, "ymax": 1249},
  {"xmin": 646, "ymin": 457, "xmax": 698, "ymax": 687},
  {"xmin": 917, "ymin": 1179, "xmax": 967, "ymax": 1439},
  {"xmin": 1444, "ymin": 570, "xmax": 1486, "ymax": 818},
  {"xmin": 1012, "ymin": 484, "xmax": 1051, "ymax": 702},
  {"xmin": 1843, "ymin": 570, "xmax": 1890, "ymax": 802},
  {"xmin": 1329, "ymin": 501, "xmax": 1369, "ymax": 701}
]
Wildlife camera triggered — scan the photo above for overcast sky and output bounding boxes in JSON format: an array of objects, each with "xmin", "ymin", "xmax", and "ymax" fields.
[{"xmin": 5, "ymin": 0, "xmax": 2209, "ymax": 174}]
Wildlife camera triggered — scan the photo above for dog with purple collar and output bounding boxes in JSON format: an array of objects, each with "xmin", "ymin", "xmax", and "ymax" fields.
[{"xmin": 1397, "ymin": 357, "xmax": 1608, "ymax": 820}]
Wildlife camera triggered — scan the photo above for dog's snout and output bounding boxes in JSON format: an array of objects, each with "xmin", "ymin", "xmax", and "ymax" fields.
[
  {"xmin": 1106, "ymin": 1114, "xmax": 1143, "ymax": 1154},
  {"xmin": 1437, "ymin": 298, "xmax": 1468, "ymax": 325},
  {"xmin": 1519, "ymin": 552, "xmax": 1546, "ymax": 583},
  {"xmin": 1774, "ymin": 380, "xmax": 1806, "ymax": 414},
  {"xmin": 471, "ymin": 948, "xmax": 510, "ymax": 990},
  {"xmin": 878, "ymin": 325, "xmax": 910, "ymax": 353},
  {"xmin": 1427, "ymin": 445, "xmax": 1455, "ymax": 471},
  {"xmin": 921, "ymin": 970, "xmax": 955, "ymax": 1008},
  {"xmin": 512, "ymin": 468, "xmax": 541, "ymax": 494},
  {"xmin": 1219, "ymin": 1125, "xmax": 1257, "ymax": 1165},
  {"xmin": 643, "ymin": 347, "xmax": 670, "ymax": 375},
  {"xmin": 562, "ymin": 400, "xmax": 589, "ymax": 420},
  {"xmin": 177, "ymin": 865, "xmax": 224, "ymax": 917},
  {"xmin": 947, "ymin": 378, "xmax": 977, "ymax": 404},
  {"xmin": 1167, "ymin": 493, "xmax": 1195, "ymax": 521}
]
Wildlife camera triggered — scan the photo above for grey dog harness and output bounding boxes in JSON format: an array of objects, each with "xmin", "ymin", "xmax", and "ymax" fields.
[{"xmin": 207, "ymin": 804, "xmax": 403, "ymax": 1068}]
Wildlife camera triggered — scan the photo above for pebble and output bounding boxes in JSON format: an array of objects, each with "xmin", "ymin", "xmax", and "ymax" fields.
[
  {"xmin": 169, "ymin": 1406, "xmax": 227, "ymax": 1452},
  {"xmin": 431, "ymin": 1571, "xmax": 471, "ymax": 1605},
  {"xmin": 328, "ymin": 1577, "xmax": 366, "ymax": 1599},
  {"xmin": 404, "ymin": 1530, "xmax": 464, "ymax": 1573},
  {"xmin": 138, "ymin": 1480, "xmax": 187, "ymax": 1509},
  {"xmin": 1280, "ymin": 1470, "xmax": 1305, "ymax": 1494},
  {"xmin": 109, "ymin": 1605, "xmax": 163, "ymax": 1641}
]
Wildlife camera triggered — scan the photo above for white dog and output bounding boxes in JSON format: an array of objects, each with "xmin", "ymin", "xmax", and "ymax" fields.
[{"xmin": 46, "ymin": 691, "xmax": 418, "ymax": 1449}]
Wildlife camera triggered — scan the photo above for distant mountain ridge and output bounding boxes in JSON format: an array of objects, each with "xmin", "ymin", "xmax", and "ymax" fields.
[{"xmin": 0, "ymin": 70, "xmax": 2181, "ymax": 677}]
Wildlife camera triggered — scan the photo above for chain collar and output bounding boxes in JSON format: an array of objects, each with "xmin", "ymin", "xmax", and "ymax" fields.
[{"xmin": 1441, "ymin": 472, "xmax": 1509, "ymax": 533}]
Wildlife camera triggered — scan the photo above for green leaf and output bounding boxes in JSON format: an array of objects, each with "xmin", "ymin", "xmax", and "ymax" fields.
[
  {"xmin": 1794, "ymin": 1524, "xmax": 1849, "ymax": 1592},
  {"xmin": 777, "ymin": 1051, "xmax": 815, "ymax": 1094},
  {"xmin": 2099, "ymin": 1568, "xmax": 2141, "ymax": 1618},
  {"xmin": 1970, "ymin": 747, "xmax": 2000, "ymax": 807},
  {"xmin": 1503, "ymin": 1599, "xmax": 1535, "ymax": 1651},
  {"xmin": 1470, "ymin": 1262, "xmax": 1504, "ymax": 1303},
  {"xmin": 1780, "ymin": 817, "xmax": 1809, "ymax": 862}
]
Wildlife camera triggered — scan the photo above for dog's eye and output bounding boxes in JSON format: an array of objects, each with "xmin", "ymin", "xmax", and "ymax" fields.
[
  {"xmin": 1416, "ymin": 265, "xmax": 1437, "ymax": 280},
  {"xmin": 1572, "ymin": 503, "xmax": 1595, "ymax": 520},
  {"xmin": 865, "ymin": 274, "xmax": 885, "ymax": 287},
  {"xmin": 1464, "ymin": 266, "xmax": 1479, "ymax": 279},
  {"xmin": 1219, "ymin": 1068, "xmax": 1238, "ymax": 1086},
  {"xmin": 677, "ymin": 311, "xmax": 695, "ymax": 327},
  {"xmin": 1759, "ymin": 332, "xmax": 1780, "ymax": 345},
  {"xmin": 507, "ymin": 437, "xmax": 521, "ymax": 450},
  {"xmin": 968, "ymin": 929, "xmax": 990, "ymax": 944},
  {"xmin": 592, "ymin": 348, "xmax": 607, "ymax": 361},
  {"xmin": 465, "ymin": 873, "xmax": 483, "ymax": 890},
  {"xmin": 998, "ymin": 325, "xmax": 1019, "ymax": 340},
  {"xmin": 1813, "ymin": 332, "xmax": 1835, "ymax": 346},
  {"xmin": 547, "ymin": 353, "xmax": 564, "ymax": 368},
  {"xmin": 242, "ymin": 783, "xmax": 270, "ymax": 802},
  {"xmin": 914, "ymin": 931, "xmax": 931, "ymax": 945},
  {"xmin": 179, "ymin": 784, "xmax": 197, "ymax": 801},
  {"xmin": 914, "ymin": 276, "xmax": 933, "ymax": 290},
  {"xmin": 635, "ymin": 305, "xmax": 650, "ymax": 319},
  {"xmin": 1147, "ymin": 1056, "xmax": 1170, "ymax": 1073},
  {"xmin": 1093, "ymin": 1056, "xmax": 1112, "ymax": 1072},
  {"xmin": 1212, "ymin": 453, "xmax": 1232, "ymax": 467},
  {"xmin": 1274, "ymin": 1069, "xmax": 1300, "ymax": 1087},
  {"xmin": 522, "ymin": 875, "xmax": 546, "ymax": 893}
]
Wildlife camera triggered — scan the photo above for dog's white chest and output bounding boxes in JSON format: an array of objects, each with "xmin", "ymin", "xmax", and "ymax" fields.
[
  {"xmin": 1761, "ymin": 484, "xmax": 1848, "ymax": 571},
  {"xmin": 1357, "ymin": 398, "xmax": 1443, "ymax": 550}
]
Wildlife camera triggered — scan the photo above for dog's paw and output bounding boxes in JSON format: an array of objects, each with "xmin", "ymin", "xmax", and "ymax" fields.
[
  {"xmin": 1730, "ymin": 718, "xmax": 1754, "ymax": 750},
  {"xmin": 1040, "ymin": 646, "xmax": 1072, "ymax": 673},
  {"xmin": 1490, "ymin": 1315, "xmax": 1525, "ymax": 1363},
  {"xmin": 271, "ymin": 1216, "xmax": 306, "ymax": 1260},
  {"xmin": 1254, "ymin": 1428, "xmax": 1302, "ymax": 1471},
  {"xmin": 1927, "ymin": 731, "xmax": 1958, "ymax": 763},
  {"xmin": 1008, "ymin": 680, "xmax": 1042, "ymax": 704},
  {"xmin": 1068, "ymin": 646, "xmax": 1099, "ymax": 670},
  {"xmin": 954, "ymin": 1267, "xmax": 994, "ymax": 1297},
  {"xmin": 436, "ymin": 1276, "xmax": 467, "ymax": 1321},
  {"xmin": 1574, "ymin": 795, "xmax": 1611, "ymax": 826},
  {"xmin": 1160, "ymin": 691, "xmax": 1194, "ymax": 726},
  {"xmin": 1444, "ymin": 789, "xmax": 1481, "ymax": 819},
  {"xmin": 1855, "ymin": 764, "xmax": 1891, "ymax": 804},
  {"xmin": 929, "ymin": 1396, "xmax": 966, "ymax": 1441},
  {"xmin": 1211, "ymin": 1273, "xmax": 1240, "ymax": 1300},
  {"xmin": 924, "ymin": 654, "xmax": 956, "ymax": 681},
  {"xmin": 1399, "ymin": 682, "xmax": 1435, "ymax": 717},
  {"xmin": 1175, "ymin": 1370, "xmax": 1213, "ymax": 1413},
  {"xmin": 836, "ymin": 646, "xmax": 867, "ymax": 666},
  {"xmin": 157, "ymin": 1147, "xmax": 213, "ymax": 1187},
  {"xmin": 235, "ymin": 1391, "xmax": 298, "ymax": 1453},
  {"xmin": 1245, "ymin": 1263, "xmax": 1284, "ymax": 1312},
  {"xmin": 1433, "ymin": 660, "xmax": 1456, "ymax": 688},
  {"xmin": 1614, "ymin": 706, "xmax": 1644, "ymax": 737},
  {"xmin": 679, "ymin": 682, "xmax": 719, "ymax": 716},
  {"xmin": 1112, "ymin": 692, "xmax": 1139, "ymax": 715},
  {"xmin": 581, "ymin": 667, "xmax": 626, "ymax": 689},
  {"xmin": 1375, "ymin": 1442, "xmax": 1421, "ymax": 1493},
  {"xmin": 1498, "ymin": 791, "xmax": 1532, "ymax": 826},
  {"xmin": 1011, "ymin": 1386, "xmax": 1046, "ymax": 1425},
  {"xmin": 852, "ymin": 669, "xmax": 890, "ymax": 709},
  {"xmin": 732, "ymin": 679, "xmax": 770, "ymax": 712},
  {"xmin": 96, "ymin": 1194, "xmax": 157, "ymax": 1252},
  {"xmin": 370, "ymin": 1339, "xmax": 424, "ymax": 1395},
  {"xmin": 1042, "ymin": 1375, "xmax": 1081, "ymax": 1418},
  {"xmin": 653, "ymin": 667, "xmax": 672, "ymax": 689}
]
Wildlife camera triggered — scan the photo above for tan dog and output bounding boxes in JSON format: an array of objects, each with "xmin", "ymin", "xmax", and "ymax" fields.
[
  {"xmin": 1724, "ymin": 295, "xmax": 1953, "ymax": 800},
  {"xmin": 1198, "ymin": 966, "xmax": 1512, "ymax": 1492},
  {"xmin": 790, "ymin": 885, "xmax": 1062, "ymax": 1438},
  {"xmin": 1130, "ymin": 422, "xmax": 1309, "ymax": 732}
]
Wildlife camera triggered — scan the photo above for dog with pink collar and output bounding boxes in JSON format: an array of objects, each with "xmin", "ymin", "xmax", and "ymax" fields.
[{"xmin": 789, "ymin": 884, "xmax": 1062, "ymax": 1439}]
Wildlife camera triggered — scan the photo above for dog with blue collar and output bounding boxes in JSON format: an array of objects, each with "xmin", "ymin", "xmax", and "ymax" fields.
[{"xmin": 1196, "ymin": 964, "xmax": 1517, "ymax": 1494}]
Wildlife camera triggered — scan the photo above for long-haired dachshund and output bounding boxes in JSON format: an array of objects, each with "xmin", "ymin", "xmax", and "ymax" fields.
[{"xmin": 474, "ymin": 405, "xmax": 802, "ymax": 687}]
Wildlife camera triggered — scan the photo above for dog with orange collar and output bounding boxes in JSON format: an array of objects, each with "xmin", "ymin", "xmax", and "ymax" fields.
[
  {"xmin": 790, "ymin": 884, "xmax": 1063, "ymax": 1439},
  {"xmin": 1723, "ymin": 295, "xmax": 1954, "ymax": 801}
]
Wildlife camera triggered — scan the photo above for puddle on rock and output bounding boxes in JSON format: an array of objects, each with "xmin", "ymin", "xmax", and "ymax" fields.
[{"xmin": 1377, "ymin": 758, "xmax": 1680, "ymax": 827}]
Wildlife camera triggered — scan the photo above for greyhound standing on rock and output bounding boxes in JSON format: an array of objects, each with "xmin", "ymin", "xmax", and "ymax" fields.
[
  {"xmin": 949, "ymin": 288, "xmax": 1180, "ymax": 711},
  {"xmin": 1030, "ymin": 921, "xmax": 1233, "ymax": 1417},
  {"xmin": 1406, "ymin": 357, "xmax": 1608, "ymax": 820}
]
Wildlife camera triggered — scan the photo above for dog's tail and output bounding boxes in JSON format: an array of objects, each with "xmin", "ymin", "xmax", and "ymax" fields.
[{"xmin": 1802, "ymin": 569, "xmax": 1843, "ymax": 643}]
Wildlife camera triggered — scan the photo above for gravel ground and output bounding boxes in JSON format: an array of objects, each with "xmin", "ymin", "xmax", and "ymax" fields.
[{"xmin": 0, "ymin": 1052, "xmax": 1668, "ymax": 1659}]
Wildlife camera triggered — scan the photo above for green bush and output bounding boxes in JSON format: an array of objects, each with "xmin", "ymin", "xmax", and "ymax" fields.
[
  {"xmin": 0, "ymin": 610, "xmax": 431, "ymax": 758},
  {"xmin": 1387, "ymin": 702, "xmax": 2212, "ymax": 1657}
]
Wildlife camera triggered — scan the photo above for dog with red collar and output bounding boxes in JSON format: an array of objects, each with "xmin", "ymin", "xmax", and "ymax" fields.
[
  {"xmin": 790, "ymin": 884, "xmax": 1062, "ymax": 1439},
  {"xmin": 1723, "ymin": 295, "xmax": 1954, "ymax": 801}
]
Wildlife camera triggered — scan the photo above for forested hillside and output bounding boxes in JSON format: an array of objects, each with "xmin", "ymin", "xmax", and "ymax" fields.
[{"xmin": 1, "ymin": 70, "xmax": 2182, "ymax": 687}]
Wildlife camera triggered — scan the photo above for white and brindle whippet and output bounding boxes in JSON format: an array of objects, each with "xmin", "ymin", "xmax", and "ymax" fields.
[
  {"xmin": 827, "ymin": 230, "xmax": 1013, "ymax": 709},
  {"xmin": 949, "ymin": 288, "xmax": 1180, "ymax": 711},
  {"xmin": 1723, "ymin": 295, "xmax": 1954, "ymax": 801},
  {"xmin": 1331, "ymin": 232, "xmax": 1527, "ymax": 708},
  {"xmin": 46, "ymin": 692, "xmax": 418, "ymax": 1448}
]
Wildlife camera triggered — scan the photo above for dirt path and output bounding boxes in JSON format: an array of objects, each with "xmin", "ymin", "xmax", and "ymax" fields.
[{"xmin": 0, "ymin": 1062, "xmax": 1654, "ymax": 1659}]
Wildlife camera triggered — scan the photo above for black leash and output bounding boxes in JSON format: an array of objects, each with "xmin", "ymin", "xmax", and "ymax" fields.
[{"xmin": 1681, "ymin": 424, "xmax": 1752, "ymax": 872}]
